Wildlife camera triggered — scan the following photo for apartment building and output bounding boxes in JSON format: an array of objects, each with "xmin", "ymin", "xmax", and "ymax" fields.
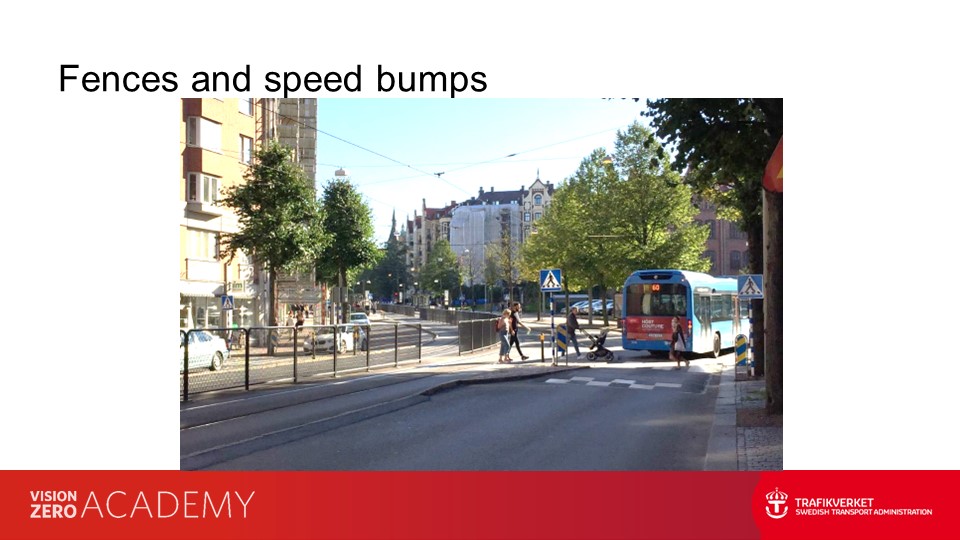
[{"xmin": 179, "ymin": 98, "xmax": 260, "ymax": 329}]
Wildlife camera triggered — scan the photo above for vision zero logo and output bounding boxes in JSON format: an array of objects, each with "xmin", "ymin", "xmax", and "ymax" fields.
[
  {"xmin": 765, "ymin": 487, "xmax": 789, "ymax": 519},
  {"xmin": 29, "ymin": 489, "xmax": 256, "ymax": 519}
]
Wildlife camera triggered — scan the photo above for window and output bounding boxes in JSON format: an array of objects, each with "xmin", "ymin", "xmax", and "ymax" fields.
[
  {"xmin": 187, "ymin": 228, "xmax": 218, "ymax": 260},
  {"xmin": 729, "ymin": 251, "xmax": 741, "ymax": 272},
  {"xmin": 704, "ymin": 250, "xmax": 716, "ymax": 274},
  {"xmin": 185, "ymin": 116, "xmax": 222, "ymax": 153},
  {"xmin": 534, "ymin": 194, "xmax": 542, "ymax": 206},
  {"xmin": 708, "ymin": 220, "xmax": 717, "ymax": 239},
  {"xmin": 524, "ymin": 212, "xmax": 530, "ymax": 222},
  {"xmin": 186, "ymin": 172, "xmax": 221, "ymax": 204},
  {"xmin": 534, "ymin": 212, "xmax": 542, "ymax": 221},
  {"xmin": 625, "ymin": 283, "xmax": 687, "ymax": 317},
  {"xmin": 239, "ymin": 98, "xmax": 254, "ymax": 116},
  {"xmin": 730, "ymin": 222, "xmax": 748, "ymax": 239},
  {"xmin": 239, "ymin": 135, "xmax": 253, "ymax": 164}
]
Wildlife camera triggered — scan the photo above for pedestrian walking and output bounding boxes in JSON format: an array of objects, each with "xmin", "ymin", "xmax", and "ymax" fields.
[
  {"xmin": 285, "ymin": 310, "xmax": 296, "ymax": 343},
  {"xmin": 670, "ymin": 315, "xmax": 688, "ymax": 369},
  {"xmin": 566, "ymin": 306, "xmax": 582, "ymax": 359},
  {"xmin": 497, "ymin": 309, "xmax": 513, "ymax": 363},
  {"xmin": 295, "ymin": 310, "xmax": 305, "ymax": 328},
  {"xmin": 509, "ymin": 302, "xmax": 530, "ymax": 360}
]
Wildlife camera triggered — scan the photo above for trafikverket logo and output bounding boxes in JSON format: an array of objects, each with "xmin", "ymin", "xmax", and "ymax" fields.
[{"xmin": 765, "ymin": 487, "xmax": 789, "ymax": 519}]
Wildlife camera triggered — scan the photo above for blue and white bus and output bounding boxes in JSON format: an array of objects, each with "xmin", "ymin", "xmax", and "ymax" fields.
[{"xmin": 621, "ymin": 269, "xmax": 749, "ymax": 357}]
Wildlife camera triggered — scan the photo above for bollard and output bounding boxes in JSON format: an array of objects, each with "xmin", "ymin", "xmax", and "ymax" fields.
[
  {"xmin": 735, "ymin": 334, "xmax": 748, "ymax": 366},
  {"xmin": 293, "ymin": 327, "xmax": 299, "ymax": 383},
  {"xmin": 394, "ymin": 324, "xmax": 399, "ymax": 368},
  {"xmin": 540, "ymin": 333, "xmax": 545, "ymax": 362}
]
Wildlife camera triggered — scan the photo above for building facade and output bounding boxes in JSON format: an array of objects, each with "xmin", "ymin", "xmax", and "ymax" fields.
[
  {"xmin": 695, "ymin": 198, "xmax": 750, "ymax": 276},
  {"xmin": 179, "ymin": 98, "xmax": 261, "ymax": 329},
  {"xmin": 520, "ymin": 176, "xmax": 555, "ymax": 240}
]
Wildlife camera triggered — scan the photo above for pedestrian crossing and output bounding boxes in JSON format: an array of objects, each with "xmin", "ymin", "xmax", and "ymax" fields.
[{"xmin": 545, "ymin": 376, "xmax": 683, "ymax": 390}]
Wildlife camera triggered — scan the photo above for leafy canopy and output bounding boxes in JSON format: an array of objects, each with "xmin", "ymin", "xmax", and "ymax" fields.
[{"xmin": 218, "ymin": 140, "xmax": 327, "ymax": 274}]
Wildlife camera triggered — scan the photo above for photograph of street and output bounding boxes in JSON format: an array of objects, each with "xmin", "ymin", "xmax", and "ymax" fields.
[{"xmin": 179, "ymin": 98, "xmax": 783, "ymax": 471}]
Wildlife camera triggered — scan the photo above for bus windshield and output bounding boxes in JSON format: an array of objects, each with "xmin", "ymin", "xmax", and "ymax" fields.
[{"xmin": 625, "ymin": 283, "xmax": 687, "ymax": 317}]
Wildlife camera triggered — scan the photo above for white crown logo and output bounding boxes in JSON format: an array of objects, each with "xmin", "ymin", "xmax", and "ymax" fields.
[
  {"xmin": 765, "ymin": 487, "xmax": 788, "ymax": 503},
  {"xmin": 765, "ymin": 487, "xmax": 789, "ymax": 520}
]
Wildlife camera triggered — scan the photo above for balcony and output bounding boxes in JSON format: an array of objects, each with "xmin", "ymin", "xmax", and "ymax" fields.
[{"xmin": 185, "ymin": 200, "xmax": 224, "ymax": 217}]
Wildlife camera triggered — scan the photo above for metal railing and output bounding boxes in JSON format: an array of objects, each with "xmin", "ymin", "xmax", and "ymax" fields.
[
  {"xmin": 457, "ymin": 317, "xmax": 500, "ymax": 354},
  {"xmin": 380, "ymin": 304, "xmax": 417, "ymax": 317},
  {"xmin": 180, "ymin": 321, "xmax": 423, "ymax": 402}
]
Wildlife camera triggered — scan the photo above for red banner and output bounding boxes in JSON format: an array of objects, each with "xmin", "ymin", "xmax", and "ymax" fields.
[
  {"xmin": 1, "ymin": 471, "xmax": 956, "ymax": 539},
  {"xmin": 763, "ymin": 136, "xmax": 784, "ymax": 193}
]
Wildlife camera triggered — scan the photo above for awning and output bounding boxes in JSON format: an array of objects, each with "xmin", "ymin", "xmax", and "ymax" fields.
[{"xmin": 179, "ymin": 280, "xmax": 221, "ymax": 298}]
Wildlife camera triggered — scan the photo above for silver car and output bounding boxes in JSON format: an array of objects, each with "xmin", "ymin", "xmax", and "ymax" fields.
[{"xmin": 180, "ymin": 330, "xmax": 229, "ymax": 372}]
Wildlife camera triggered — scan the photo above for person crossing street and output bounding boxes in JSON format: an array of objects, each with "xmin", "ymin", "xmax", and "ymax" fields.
[
  {"xmin": 566, "ymin": 306, "xmax": 583, "ymax": 359},
  {"xmin": 509, "ymin": 302, "xmax": 530, "ymax": 360}
]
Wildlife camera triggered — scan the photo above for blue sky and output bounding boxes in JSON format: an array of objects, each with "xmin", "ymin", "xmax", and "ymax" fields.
[{"xmin": 313, "ymin": 99, "xmax": 651, "ymax": 243}]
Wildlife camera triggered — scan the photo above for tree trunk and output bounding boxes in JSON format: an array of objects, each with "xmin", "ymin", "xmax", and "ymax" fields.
[
  {"xmin": 763, "ymin": 190, "xmax": 783, "ymax": 414},
  {"xmin": 268, "ymin": 266, "xmax": 278, "ymax": 356}
]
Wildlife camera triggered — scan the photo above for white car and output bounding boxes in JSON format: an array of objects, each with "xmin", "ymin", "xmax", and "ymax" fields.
[
  {"xmin": 349, "ymin": 312, "xmax": 371, "ymax": 326},
  {"xmin": 303, "ymin": 324, "xmax": 368, "ymax": 354},
  {"xmin": 180, "ymin": 330, "xmax": 229, "ymax": 372}
]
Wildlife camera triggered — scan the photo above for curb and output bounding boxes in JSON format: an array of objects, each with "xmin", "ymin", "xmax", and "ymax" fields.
[
  {"xmin": 421, "ymin": 365, "xmax": 589, "ymax": 396},
  {"xmin": 704, "ymin": 361, "xmax": 738, "ymax": 470}
]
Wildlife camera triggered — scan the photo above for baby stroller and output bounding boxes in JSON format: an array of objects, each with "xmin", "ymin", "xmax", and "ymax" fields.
[{"xmin": 582, "ymin": 328, "xmax": 615, "ymax": 362}]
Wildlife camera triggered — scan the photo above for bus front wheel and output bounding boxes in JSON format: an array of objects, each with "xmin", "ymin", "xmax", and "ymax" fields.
[{"xmin": 712, "ymin": 333, "xmax": 721, "ymax": 358}]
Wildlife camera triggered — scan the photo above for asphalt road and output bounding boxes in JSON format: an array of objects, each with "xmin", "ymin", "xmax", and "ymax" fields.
[{"xmin": 182, "ymin": 359, "xmax": 723, "ymax": 471}]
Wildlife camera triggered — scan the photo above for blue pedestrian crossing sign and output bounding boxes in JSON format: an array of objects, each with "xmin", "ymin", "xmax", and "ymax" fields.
[
  {"xmin": 220, "ymin": 295, "xmax": 235, "ymax": 311},
  {"xmin": 737, "ymin": 275, "xmax": 763, "ymax": 299},
  {"xmin": 540, "ymin": 269, "xmax": 562, "ymax": 292}
]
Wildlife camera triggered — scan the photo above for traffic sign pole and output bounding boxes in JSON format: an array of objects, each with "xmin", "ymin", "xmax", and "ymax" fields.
[{"xmin": 550, "ymin": 292, "xmax": 556, "ymax": 366}]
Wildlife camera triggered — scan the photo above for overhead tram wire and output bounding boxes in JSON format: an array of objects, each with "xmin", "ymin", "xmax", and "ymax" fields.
[
  {"xmin": 320, "ymin": 125, "xmax": 628, "ymax": 188},
  {"xmin": 258, "ymin": 101, "xmax": 472, "ymax": 197},
  {"xmin": 260, "ymin": 101, "xmax": 630, "ymax": 193}
]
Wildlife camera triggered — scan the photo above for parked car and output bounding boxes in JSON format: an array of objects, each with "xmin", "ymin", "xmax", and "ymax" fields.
[
  {"xmin": 180, "ymin": 330, "xmax": 229, "ymax": 372},
  {"xmin": 582, "ymin": 300, "xmax": 614, "ymax": 316},
  {"xmin": 349, "ymin": 312, "xmax": 371, "ymax": 327},
  {"xmin": 304, "ymin": 324, "xmax": 368, "ymax": 354}
]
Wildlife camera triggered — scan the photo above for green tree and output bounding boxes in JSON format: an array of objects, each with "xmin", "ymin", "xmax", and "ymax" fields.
[
  {"xmin": 218, "ymin": 141, "xmax": 328, "ymax": 328},
  {"xmin": 520, "ymin": 178, "xmax": 590, "ymax": 312},
  {"xmin": 643, "ymin": 98, "xmax": 782, "ymax": 413},
  {"xmin": 420, "ymin": 240, "xmax": 460, "ymax": 301},
  {"xmin": 316, "ymin": 178, "xmax": 381, "ymax": 321},
  {"xmin": 523, "ymin": 122, "xmax": 708, "ymax": 325},
  {"xmin": 485, "ymin": 226, "xmax": 523, "ymax": 305},
  {"xmin": 371, "ymin": 211, "xmax": 409, "ymax": 302}
]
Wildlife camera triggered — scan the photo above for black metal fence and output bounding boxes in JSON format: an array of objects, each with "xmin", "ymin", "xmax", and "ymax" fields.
[
  {"xmin": 180, "ymin": 322, "xmax": 423, "ymax": 402},
  {"xmin": 457, "ymin": 318, "xmax": 500, "ymax": 354},
  {"xmin": 380, "ymin": 304, "xmax": 417, "ymax": 317}
]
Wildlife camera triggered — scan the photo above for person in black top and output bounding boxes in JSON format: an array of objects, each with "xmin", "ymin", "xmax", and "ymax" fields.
[
  {"xmin": 509, "ymin": 302, "xmax": 530, "ymax": 360},
  {"xmin": 670, "ymin": 315, "xmax": 688, "ymax": 369},
  {"xmin": 566, "ymin": 306, "xmax": 582, "ymax": 358}
]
